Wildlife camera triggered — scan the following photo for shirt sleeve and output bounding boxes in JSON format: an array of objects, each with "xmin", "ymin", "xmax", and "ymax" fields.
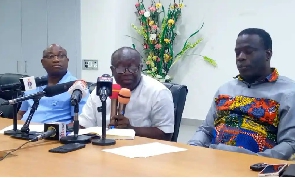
[
  {"xmin": 19, "ymin": 100, "xmax": 29, "ymax": 112},
  {"xmin": 187, "ymin": 99, "xmax": 216, "ymax": 147},
  {"xmin": 257, "ymin": 92, "xmax": 295, "ymax": 160},
  {"xmin": 150, "ymin": 88, "xmax": 174, "ymax": 133},
  {"xmin": 79, "ymin": 89, "xmax": 99, "ymax": 128}
]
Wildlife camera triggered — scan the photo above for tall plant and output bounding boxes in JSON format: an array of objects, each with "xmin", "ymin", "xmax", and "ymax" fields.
[{"xmin": 129, "ymin": 0, "xmax": 217, "ymax": 82}]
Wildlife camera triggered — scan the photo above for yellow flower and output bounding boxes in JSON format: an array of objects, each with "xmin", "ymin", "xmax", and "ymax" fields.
[
  {"xmin": 150, "ymin": 61, "xmax": 155, "ymax": 67},
  {"xmin": 164, "ymin": 39, "xmax": 170, "ymax": 43},
  {"xmin": 147, "ymin": 55, "xmax": 152, "ymax": 60},
  {"xmin": 164, "ymin": 54, "xmax": 171, "ymax": 62},
  {"xmin": 152, "ymin": 56, "xmax": 158, "ymax": 61},
  {"xmin": 149, "ymin": 20, "xmax": 154, "ymax": 26},
  {"xmin": 168, "ymin": 19, "xmax": 175, "ymax": 25},
  {"xmin": 156, "ymin": 3, "xmax": 162, "ymax": 9},
  {"xmin": 170, "ymin": 5, "xmax": 174, "ymax": 9},
  {"xmin": 179, "ymin": 3, "xmax": 184, "ymax": 8}
]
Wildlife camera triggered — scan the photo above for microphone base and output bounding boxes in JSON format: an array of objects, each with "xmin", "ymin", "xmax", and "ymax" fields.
[
  {"xmin": 92, "ymin": 138, "xmax": 116, "ymax": 146},
  {"xmin": 59, "ymin": 135, "xmax": 92, "ymax": 144},
  {"xmin": 4, "ymin": 130, "xmax": 38, "ymax": 136},
  {"xmin": 10, "ymin": 133, "xmax": 40, "ymax": 140}
]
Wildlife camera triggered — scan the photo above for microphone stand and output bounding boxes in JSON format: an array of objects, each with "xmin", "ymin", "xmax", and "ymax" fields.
[
  {"xmin": 10, "ymin": 96, "xmax": 42, "ymax": 140},
  {"xmin": 92, "ymin": 92, "xmax": 116, "ymax": 146},
  {"xmin": 3, "ymin": 90, "xmax": 36, "ymax": 136},
  {"xmin": 4, "ymin": 90, "xmax": 22, "ymax": 135},
  {"xmin": 59, "ymin": 100, "xmax": 92, "ymax": 144}
]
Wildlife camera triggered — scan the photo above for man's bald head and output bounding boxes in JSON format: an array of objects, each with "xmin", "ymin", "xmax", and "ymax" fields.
[
  {"xmin": 43, "ymin": 44, "xmax": 67, "ymax": 57},
  {"xmin": 111, "ymin": 47, "xmax": 141, "ymax": 66},
  {"xmin": 110, "ymin": 47, "xmax": 142, "ymax": 90},
  {"xmin": 41, "ymin": 44, "xmax": 69, "ymax": 77}
]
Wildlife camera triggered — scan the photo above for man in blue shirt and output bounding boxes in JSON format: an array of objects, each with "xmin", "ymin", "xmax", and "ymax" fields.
[{"xmin": 17, "ymin": 44, "xmax": 88, "ymax": 124}]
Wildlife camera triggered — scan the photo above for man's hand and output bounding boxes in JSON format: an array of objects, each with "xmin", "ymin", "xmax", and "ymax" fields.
[{"xmin": 109, "ymin": 115, "xmax": 132, "ymax": 129}]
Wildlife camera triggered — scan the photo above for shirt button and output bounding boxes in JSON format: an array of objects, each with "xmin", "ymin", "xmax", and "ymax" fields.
[{"xmin": 221, "ymin": 140, "xmax": 224, "ymax": 143}]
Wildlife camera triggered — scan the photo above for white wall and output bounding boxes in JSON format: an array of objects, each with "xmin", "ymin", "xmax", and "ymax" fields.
[{"xmin": 81, "ymin": 0, "xmax": 295, "ymax": 121}]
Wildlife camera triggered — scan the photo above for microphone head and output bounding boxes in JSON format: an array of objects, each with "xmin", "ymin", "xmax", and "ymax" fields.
[
  {"xmin": 68, "ymin": 80, "xmax": 88, "ymax": 98},
  {"xmin": 109, "ymin": 84, "xmax": 121, "ymax": 99},
  {"xmin": 118, "ymin": 88, "xmax": 131, "ymax": 104},
  {"xmin": 44, "ymin": 81, "xmax": 75, "ymax": 97}
]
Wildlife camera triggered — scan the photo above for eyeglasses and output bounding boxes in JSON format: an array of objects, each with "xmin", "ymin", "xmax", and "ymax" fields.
[
  {"xmin": 43, "ymin": 54, "xmax": 67, "ymax": 60},
  {"xmin": 112, "ymin": 66, "xmax": 140, "ymax": 74}
]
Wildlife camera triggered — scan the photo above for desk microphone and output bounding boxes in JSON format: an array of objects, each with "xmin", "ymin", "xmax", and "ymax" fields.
[
  {"xmin": 110, "ymin": 84, "xmax": 121, "ymax": 119},
  {"xmin": 0, "ymin": 76, "xmax": 47, "ymax": 92},
  {"xmin": 30, "ymin": 122, "xmax": 66, "ymax": 142},
  {"xmin": 59, "ymin": 80, "xmax": 91, "ymax": 144},
  {"xmin": 1, "ymin": 81, "xmax": 75, "ymax": 105},
  {"xmin": 118, "ymin": 88, "xmax": 131, "ymax": 116}
]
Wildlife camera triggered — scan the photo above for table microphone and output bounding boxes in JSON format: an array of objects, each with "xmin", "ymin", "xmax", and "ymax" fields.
[
  {"xmin": 1, "ymin": 81, "xmax": 75, "ymax": 105},
  {"xmin": 110, "ymin": 84, "xmax": 121, "ymax": 119},
  {"xmin": 59, "ymin": 80, "xmax": 92, "ymax": 144},
  {"xmin": 118, "ymin": 88, "xmax": 131, "ymax": 116},
  {"xmin": 30, "ymin": 122, "xmax": 66, "ymax": 142}
]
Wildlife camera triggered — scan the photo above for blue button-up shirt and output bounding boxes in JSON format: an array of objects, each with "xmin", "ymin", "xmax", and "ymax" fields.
[{"xmin": 20, "ymin": 72, "xmax": 89, "ymax": 124}]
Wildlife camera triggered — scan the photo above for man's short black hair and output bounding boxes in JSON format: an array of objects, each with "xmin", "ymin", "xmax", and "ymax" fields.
[{"xmin": 238, "ymin": 28, "xmax": 272, "ymax": 50}]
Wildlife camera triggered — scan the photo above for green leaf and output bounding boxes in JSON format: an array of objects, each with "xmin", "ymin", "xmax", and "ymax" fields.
[{"xmin": 202, "ymin": 56, "xmax": 217, "ymax": 67}]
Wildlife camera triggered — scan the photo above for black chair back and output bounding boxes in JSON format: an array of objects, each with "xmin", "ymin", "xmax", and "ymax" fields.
[
  {"xmin": 0, "ymin": 73, "xmax": 29, "ymax": 100},
  {"xmin": 0, "ymin": 73, "xmax": 29, "ymax": 119},
  {"xmin": 0, "ymin": 98, "xmax": 14, "ymax": 118},
  {"xmin": 162, "ymin": 83, "xmax": 188, "ymax": 142}
]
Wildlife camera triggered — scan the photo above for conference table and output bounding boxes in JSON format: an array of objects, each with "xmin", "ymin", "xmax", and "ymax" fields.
[{"xmin": 0, "ymin": 118, "xmax": 291, "ymax": 177}]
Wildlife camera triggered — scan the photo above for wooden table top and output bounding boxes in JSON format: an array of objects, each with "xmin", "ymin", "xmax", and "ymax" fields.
[{"xmin": 0, "ymin": 118, "xmax": 291, "ymax": 177}]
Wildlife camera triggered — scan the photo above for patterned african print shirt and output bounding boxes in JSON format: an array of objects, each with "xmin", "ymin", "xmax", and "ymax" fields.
[{"xmin": 188, "ymin": 68, "xmax": 295, "ymax": 160}]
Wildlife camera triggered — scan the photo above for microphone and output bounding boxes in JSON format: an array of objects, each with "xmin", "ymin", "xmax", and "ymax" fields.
[
  {"xmin": 0, "ymin": 76, "xmax": 47, "ymax": 91},
  {"xmin": 30, "ymin": 122, "xmax": 67, "ymax": 142},
  {"xmin": 118, "ymin": 88, "xmax": 131, "ymax": 116},
  {"xmin": 92, "ymin": 74, "xmax": 116, "ymax": 146},
  {"xmin": 96, "ymin": 74, "xmax": 113, "ymax": 101},
  {"xmin": 109, "ymin": 84, "xmax": 121, "ymax": 119},
  {"xmin": 1, "ymin": 81, "xmax": 75, "ymax": 105},
  {"xmin": 59, "ymin": 80, "xmax": 92, "ymax": 144},
  {"xmin": 68, "ymin": 80, "xmax": 88, "ymax": 105}
]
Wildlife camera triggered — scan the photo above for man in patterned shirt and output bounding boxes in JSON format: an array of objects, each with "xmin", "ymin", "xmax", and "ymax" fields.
[{"xmin": 188, "ymin": 28, "xmax": 295, "ymax": 160}]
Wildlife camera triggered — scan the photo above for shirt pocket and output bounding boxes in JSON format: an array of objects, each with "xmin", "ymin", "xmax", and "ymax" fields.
[
  {"xmin": 127, "ymin": 111, "xmax": 151, "ymax": 127},
  {"xmin": 49, "ymin": 98, "xmax": 70, "ymax": 110}
]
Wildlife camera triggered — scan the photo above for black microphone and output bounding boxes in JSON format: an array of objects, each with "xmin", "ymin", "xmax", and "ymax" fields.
[
  {"xmin": 0, "ymin": 76, "xmax": 47, "ymax": 91},
  {"xmin": 1, "ymin": 81, "xmax": 75, "ymax": 105},
  {"xmin": 96, "ymin": 74, "xmax": 113, "ymax": 100}
]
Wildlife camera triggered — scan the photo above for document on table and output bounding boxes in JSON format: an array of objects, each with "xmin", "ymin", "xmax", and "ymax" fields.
[
  {"xmin": 102, "ymin": 142, "xmax": 187, "ymax": 158},
  {"xmin": 68, "ymin": 127, "xmax": 135, "ymax": 140},
  {"xmin": 0, "ymin": 124, "xmax": 44, "ymax": 134}
]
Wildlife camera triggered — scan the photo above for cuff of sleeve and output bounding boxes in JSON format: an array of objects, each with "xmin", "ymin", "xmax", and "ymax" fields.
[
  {"xmin": 157, "ymin": 125, "xmax": 174, "ymax": 134},
  {"xmin": 78, "ymin": 116, "xmax": 93, "ymax": 128}
]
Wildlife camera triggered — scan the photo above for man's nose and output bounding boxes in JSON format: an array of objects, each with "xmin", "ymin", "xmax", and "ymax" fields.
[
  {"xmin": 52, "ymin": 56, "xmax": 60, "ymax": 62},
  {"xmin": 237, "ymin": 52, "xmax": 246, "ymax": 61}
]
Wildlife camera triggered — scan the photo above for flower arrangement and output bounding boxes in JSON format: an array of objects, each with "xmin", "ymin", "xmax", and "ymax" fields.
[{"xmin": 129, "ymin": 0, "xmax": 217, "ymax": 82}]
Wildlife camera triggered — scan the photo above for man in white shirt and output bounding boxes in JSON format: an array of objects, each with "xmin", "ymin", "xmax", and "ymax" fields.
[{"xmin": 79, "ymin": 47, "xmax": 175, "ymax": 141}]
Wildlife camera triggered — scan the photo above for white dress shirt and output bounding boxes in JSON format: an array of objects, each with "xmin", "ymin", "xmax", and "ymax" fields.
[{"xmin": 79, "ymin": 75, "xmax": 175, "ymax": 133}]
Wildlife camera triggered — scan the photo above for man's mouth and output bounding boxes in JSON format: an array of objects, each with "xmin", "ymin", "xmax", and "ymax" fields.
[{"xmin": 52, "ymin": 65, "xmax": 62, "ymax": 68}]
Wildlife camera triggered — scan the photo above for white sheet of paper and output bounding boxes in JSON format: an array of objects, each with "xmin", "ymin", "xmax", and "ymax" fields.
[
  {"xmin": 69, "ymin": 127, "xmax": 135, "ymax": 139},
  {"xmin": 0, "ymin": 124, "xmax": 44, "ymax": 134},
  {"xmin": 102, "ymin": 142, "xmax": 187, "ymax": 158}
]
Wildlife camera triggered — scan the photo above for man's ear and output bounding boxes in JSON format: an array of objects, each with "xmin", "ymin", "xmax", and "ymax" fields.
[
  {"xmin": 110, "ymin": 66, "xmax": 114, "ymax": 76},
  {"xmin": 266, "ymin": 50, "xmax": 272, "ymax": 61},
  {"xmin": 41, "ymin": 59, "xmax": 44, "ymax": 67}
]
